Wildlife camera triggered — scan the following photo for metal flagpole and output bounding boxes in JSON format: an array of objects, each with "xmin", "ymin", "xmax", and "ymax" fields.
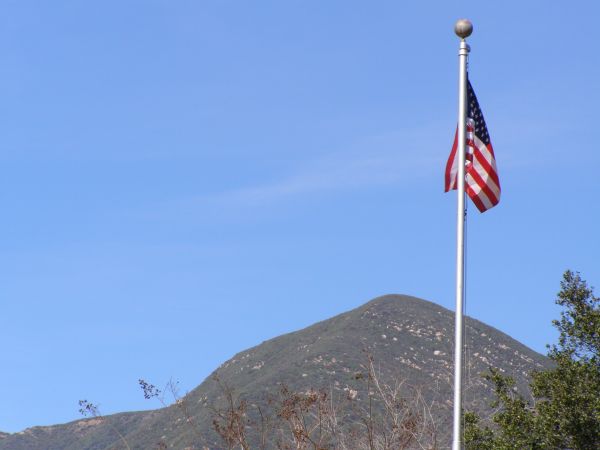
[{"xmin": 452, "ymin": 18, "xmax": 472, "ymax": 450}]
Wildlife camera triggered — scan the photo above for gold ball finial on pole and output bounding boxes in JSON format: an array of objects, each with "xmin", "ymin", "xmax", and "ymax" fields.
[{"xmin": 454, "ymin": 19, "xmax": 473, "ymax": 39}]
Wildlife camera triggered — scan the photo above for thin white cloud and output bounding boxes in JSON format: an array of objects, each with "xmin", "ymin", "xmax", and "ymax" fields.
[
  {"xmin": 212, "ymin": 155, "xmax": 422, "ymax": 206},
  {"xmin": 134, "ymin": 123, "xmax": 451, "ymax": 223},
  {"xmin": 203, "ymin": 125, "xmax": 447, "ymax": 208}
]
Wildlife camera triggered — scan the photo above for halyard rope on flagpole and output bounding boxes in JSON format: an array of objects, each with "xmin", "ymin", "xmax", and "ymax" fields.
[
  {"xmin": 463, "ymin": 195, "xmax": 470, "ymax": 442},
  {"xmin": 452, "ymin": 18, "xmax": 473, "ymax": 450}
]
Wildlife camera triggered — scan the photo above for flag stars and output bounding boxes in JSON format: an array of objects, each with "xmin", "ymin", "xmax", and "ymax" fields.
[{"xmin": 467, "ymin": 86, "xmax": 490, "ymax": 145}]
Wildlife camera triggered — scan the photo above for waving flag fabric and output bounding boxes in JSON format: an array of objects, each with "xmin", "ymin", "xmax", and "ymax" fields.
[{"xmin": 445, "ymin": 79, "xmax": 500, "ymax": 212}]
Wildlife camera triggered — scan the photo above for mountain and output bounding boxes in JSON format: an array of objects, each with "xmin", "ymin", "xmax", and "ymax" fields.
[{"xmin": 0, "ymin": 295, "xmax": 551, "ymax": 449}]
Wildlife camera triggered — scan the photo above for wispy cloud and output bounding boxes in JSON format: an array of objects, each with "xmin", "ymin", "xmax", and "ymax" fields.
[
  {"xmin": 135, "ymin": 123, "xmax": 451, "ymax": 224},
  {"xmin": 202, "ymin": 125, "xmax": 447, "ymax": 208}
]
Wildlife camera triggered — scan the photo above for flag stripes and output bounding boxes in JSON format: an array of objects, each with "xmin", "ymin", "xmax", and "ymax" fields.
[{"xmin": 445, "ymin": 79, "xmax": 500, "ymax": 213}]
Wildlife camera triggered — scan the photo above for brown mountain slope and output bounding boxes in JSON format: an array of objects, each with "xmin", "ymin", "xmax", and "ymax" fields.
[{"xmin": 0, "ymin": 295, "xmax": 551, "ymax": 449}]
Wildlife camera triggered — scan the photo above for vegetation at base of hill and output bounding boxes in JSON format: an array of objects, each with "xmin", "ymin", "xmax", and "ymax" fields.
[
  {"xmin": 77, "ymin": 353, "xmax": 442, "ymax": 449},
  {"xmin": 464, "ymin": 270, "xmax": 600, "ymax": 450},
  {"xmin": 140, "ymin": 353, "xmax": 441, "ymax": 450}
]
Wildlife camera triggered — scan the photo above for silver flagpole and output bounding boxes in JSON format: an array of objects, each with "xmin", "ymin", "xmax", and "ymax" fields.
[{"xmin": 452, "ymin": 18, "xmax": 472, "ymax": 450}]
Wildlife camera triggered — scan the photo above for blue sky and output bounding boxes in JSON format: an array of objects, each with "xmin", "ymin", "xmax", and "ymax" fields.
[{"xmin": 1, "ymin": 0, "xmax": 599, "ymax": 433}]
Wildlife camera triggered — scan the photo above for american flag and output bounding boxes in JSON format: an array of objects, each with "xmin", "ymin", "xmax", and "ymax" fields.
[{"xmin": 445, "ymin": 79, "xmax": 500, "ymax": 212}]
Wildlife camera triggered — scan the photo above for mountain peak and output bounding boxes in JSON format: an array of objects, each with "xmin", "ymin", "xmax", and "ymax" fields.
[{"xmin": 0, "ymin": 295, "xmax": 550, "ymax": 450}]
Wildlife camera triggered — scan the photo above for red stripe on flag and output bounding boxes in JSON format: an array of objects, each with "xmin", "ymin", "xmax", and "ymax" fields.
[
  {"xmin": 472, "ymin": 141, "xmax": 500, "ymax": 188},
  {"xmin": 466, "ymin": 184, "xmax": 489, "ymax": 213},
  {"xmin": 466, "ymin": 165, "xmax": 499, "ymax": 207},
  {"xmin": 445, "ymin": 128, "xmax": 459, "ymax": 192}
]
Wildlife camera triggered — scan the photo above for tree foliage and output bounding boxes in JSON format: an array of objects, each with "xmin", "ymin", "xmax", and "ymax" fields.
[{"xmin": 465, "ymin": 270, "xmax": 600, "ymax": 449}]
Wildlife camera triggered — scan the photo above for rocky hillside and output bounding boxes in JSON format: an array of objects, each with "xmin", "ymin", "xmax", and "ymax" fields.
[{"xmin": 0, "ymin": 295, "xmax": 551, "ymax": 449}]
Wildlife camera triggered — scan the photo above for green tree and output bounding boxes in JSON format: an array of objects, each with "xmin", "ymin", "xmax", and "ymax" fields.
[{"xmin": 465, "ymin": 270, "xmax": 600, "ymax": 450}]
